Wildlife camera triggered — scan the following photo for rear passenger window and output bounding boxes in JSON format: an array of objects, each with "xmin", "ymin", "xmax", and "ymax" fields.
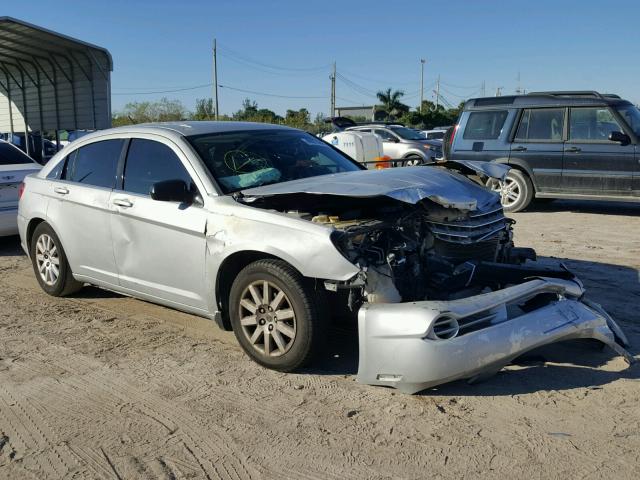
[
  {"xmin": 123, "ymin": 139, "xmax": 195, "ymax": 196},
  {"xmin": 64, "ymin": 139, "xmax": 124, "ymax": 188},
  {"xmin": 515, "ymin": 108, "xmax": 564, "ymax": 142},
  {"xmin": 463, "ymin": 111, "xmax": 508, "ymax": 140},
  {"xmin": 569, "ymin": 107, "xmax": 623, "ymax": 142}
]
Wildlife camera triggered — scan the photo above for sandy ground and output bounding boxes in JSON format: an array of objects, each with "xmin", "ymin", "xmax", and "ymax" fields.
[{"xmin": 0, "ymin": 199, "xmax": 639, "ymax": 479}]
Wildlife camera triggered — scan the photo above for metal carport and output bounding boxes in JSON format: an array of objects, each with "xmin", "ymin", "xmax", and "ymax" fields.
[{"xmin": 0, "ymin": 16, "xmax": 112, "ymax": 162}]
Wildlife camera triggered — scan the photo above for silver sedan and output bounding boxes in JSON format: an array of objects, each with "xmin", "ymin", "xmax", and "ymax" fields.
[{"xmin": 17, "ymin": 122, "xmax": 632, "ymax": 393}]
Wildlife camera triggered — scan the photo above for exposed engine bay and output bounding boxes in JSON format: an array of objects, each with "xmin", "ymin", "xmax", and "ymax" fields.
[{"xmin": 245, "ymin": 190, "xmax": 570, "ymax": 309}]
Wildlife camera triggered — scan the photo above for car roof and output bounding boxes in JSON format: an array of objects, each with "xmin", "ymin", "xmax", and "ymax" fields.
[
  {"xmin": 102, "ymin": 121, "xmax": 300, "ymax": 138},
  {"xmin": 463, "ymin": 92, "xmax": 633, "ymax": 110}
]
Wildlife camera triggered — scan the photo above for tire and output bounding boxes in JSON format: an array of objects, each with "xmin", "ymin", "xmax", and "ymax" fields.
[
  {"xmin": 30, "ymin": 222, "xmax": 83, "ymax": 296},
  {"xmin": 487, "ymin": 169, "xmax": 534, "ymax": 213},
  {"xmin": 402, "ymin": 154, "xmax": 424, "ymax": 167},
  {"xmin": 229, "ymin": 259, "xmax": 326, "ymax": 372}
]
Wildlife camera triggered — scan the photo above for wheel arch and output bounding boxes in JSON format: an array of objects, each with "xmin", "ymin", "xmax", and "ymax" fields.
[
  {"xmin": 215, "ymin": 250, "xmax": 299, "ymax": 330},
  {"xmin": 502, "ymin": 158, "xmax": 538, "ymax": 192},
  {"xmin": 26, "ymin": 217, "xmax": 47, "ymax": 252}
]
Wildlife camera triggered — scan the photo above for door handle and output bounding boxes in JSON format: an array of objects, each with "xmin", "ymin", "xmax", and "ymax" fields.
[
  {"xmin": 512, "ymin": 146, "xmax": 527, "ymax": 152},
  {"xmin": 565, "ymin": 146, "xmax": 581, "ymax": 153},
  {"xmin": 112, "ymin": 198, "xmax": 134, "ymax": 208},
  {"xmin": 54, "ymin": 186, "xmax": 69, "ymax": 195}
]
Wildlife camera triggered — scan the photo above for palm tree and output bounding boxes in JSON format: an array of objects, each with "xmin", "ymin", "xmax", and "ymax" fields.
[{"xmin": 376, "ymin": 88, "xmax": 407, "ymax": 120}]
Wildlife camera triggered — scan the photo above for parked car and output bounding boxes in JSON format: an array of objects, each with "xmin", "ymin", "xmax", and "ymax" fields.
[
  {"xmin": 445, "ymin": 91, "xmax": 640, "ymax": 212},
  {"xmin": 17, "ymin": 122, "xmax": 631, "ymax": 393},
  {"xmin": 0, "ymin": 132, "xmax": 61, "ymax": 164},
  {"xmin": 0, "ymin": 140, "xmax": 41, "ymax": 236}
]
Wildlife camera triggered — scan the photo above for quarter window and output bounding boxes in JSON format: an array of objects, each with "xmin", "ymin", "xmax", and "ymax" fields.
[
  {"xmin": 463, "ymin": 111, "xmax": 508, "ymax": 140},
  {"xmin": 569, "ymin": 107, "xmax": 623, "ymax": 141},
  {"xmin": 123, "ymin": 139, "xmax": 195, "ymax": 196},
  {"xmin": 515, "ymin": 108, "xmax": 564, "ymax": 142},
  {"xmin": 63, "ymin": 139, "xmax": 124, "ymax": 188}
]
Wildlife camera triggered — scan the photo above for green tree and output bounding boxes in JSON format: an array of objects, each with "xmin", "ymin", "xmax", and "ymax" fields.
[
  {"xmin": 193, "ymin": 98, "xmax": 215, "ymax": 120},
  {"xmin": 112, "ymin": 97, "xmax": 189, "ymax": 125},
  {"xmin": 283, "ymin": 108, "xmax": 310, "ymax": 129},
  {"xmin": 376, "ymin": 88, "xmax": 409, "ymax": 120}
]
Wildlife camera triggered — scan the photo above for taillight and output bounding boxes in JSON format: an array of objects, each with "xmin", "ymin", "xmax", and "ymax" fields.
[
  {"xmin": 449, "ymin": 124, "xmax": 459, "ymax": 148},
  {"xmin": 18, "ymin": 182, "xmax": 25, "ymax": 200},
  {"xmin": 374, "ymin": 155, "xmax": 391, "ymax": 169}
]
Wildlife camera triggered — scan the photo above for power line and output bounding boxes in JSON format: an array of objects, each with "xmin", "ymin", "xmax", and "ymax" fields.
[
  {"xmin": 216, "ymin": 42, "xmax": 331, "ymax": 72},
  {"xmin": 219, "ymin": 84, "xmax": 325, "ymax": 99},
  {"xmin": 337, "ymin": 68, "xmax": 419, "ymax": 86},
  {"xmin": 112, "ymin": 83, "xmax": 213, "ymax": 95}
]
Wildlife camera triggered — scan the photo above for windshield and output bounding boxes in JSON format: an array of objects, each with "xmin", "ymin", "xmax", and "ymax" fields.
[
  {"xmin": 616, "ymin": 105, "xmax": 640, "ymax": 137},
  {"xmin": 389, "ymin": 126, "xmax": 425, "ymax": 140},
  {"xmin": 187, "ymin": 129, "xmax": 363, "ymax": 193}
]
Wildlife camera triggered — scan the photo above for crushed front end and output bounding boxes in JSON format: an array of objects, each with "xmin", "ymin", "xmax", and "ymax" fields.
[{"xmin": 240, "ymin": 165, "xmax": 633, "ymax": 393}]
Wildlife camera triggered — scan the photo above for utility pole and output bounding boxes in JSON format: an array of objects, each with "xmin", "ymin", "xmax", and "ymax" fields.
[
  {"xmin": 481, "ymin": 80, "xmax": 486, "ymax": 97},
  {"xmin": 435, "ymin": 75, "xmax": 440, "ymax": 109},
  {"xmin": 495, "ymin": 86, "xmax": 503, "ymax": 97},
  {"xmin": 330, "ymin": 62, "xmax": 336, "ymax": 117},
  {"xmin": 420, "ymin": 59, "xmax": 426, "ymax": 113},
  {"xmin": 515, "ymin": 71, "xmax": 522, "ymax": 95},
  {"xmin": 213, "ymin": 38, "xmax": 219, "ymax": 120}
]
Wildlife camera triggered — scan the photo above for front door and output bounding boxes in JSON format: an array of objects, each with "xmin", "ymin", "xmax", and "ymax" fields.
[
  {"xmin": 46, "ymin": 139, "xmax": 124, "ymax": 285},
  {"xmin": 508, "ymin": 108, "xmax": 565, "ymax": 193},
  {"xmin": 562, "ymin": 107, "xmax": 635, "ymax": 195},
  {"xmin": 110, "ymin": 137, "xmax": 209, "ymax": 310}
]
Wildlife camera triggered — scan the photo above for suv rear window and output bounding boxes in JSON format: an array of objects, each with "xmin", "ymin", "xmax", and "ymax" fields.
[
  {"xmin": 463, "ymin": 111, "xmax": 508, "ymax": 140},
  {"xmin": 515, "ymin": 108, "xmax": 564, "ymax": 142}
]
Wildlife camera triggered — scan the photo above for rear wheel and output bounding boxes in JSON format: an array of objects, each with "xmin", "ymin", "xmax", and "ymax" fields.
[
  {"xmin": 30, "ymin": 222, "xmax": 83, "ymax": 296},
  {"xmin": 229, "ymin": 259, "xmax": 325, "ymax": 372},
  {"xmin": 487, "ymin": 169, "xmax": 534, "ymax": 213}
]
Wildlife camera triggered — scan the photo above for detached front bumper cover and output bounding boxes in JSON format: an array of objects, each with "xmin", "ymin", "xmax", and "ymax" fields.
[{"xmin": 357, "ymin": 277, "xmax": 634, "ymax": 394}]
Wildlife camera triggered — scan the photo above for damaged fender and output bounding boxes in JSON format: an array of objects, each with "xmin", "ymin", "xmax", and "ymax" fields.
[{"xmin": 356, "ymin": 277, "xmax": 634, "ymax": 394}]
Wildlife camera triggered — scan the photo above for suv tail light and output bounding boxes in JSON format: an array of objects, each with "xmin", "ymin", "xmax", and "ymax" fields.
[
  {"xmin": 18, "ymin": 182, "xmax": 25, "ymax": 200},
  {"xmin": 449, "ymin": 124, "xmax": 459, "ymax": 148}
]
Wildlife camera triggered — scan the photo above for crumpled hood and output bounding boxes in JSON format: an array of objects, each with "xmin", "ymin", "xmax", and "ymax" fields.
[{"xmin": 241, "ymin": 165, "xmax": 500, "ymax": 211}]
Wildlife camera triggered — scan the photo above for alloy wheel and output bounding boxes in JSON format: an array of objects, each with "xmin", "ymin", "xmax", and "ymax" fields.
[
  {"xmin": 239, "ymin": 280, "xmax": 297, "ymax": 357},
  {"xmin": 489, "ymin": 177, "xmax": 521, "ymax": 208},
  {"xmin": 35, "ymin": 234, "xmax": 60, "ymax": 286}
]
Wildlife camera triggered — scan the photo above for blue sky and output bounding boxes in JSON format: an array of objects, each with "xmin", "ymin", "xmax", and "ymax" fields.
[{"xmin": 7, "ymin": 0, "xmax": 640, "ymax": 116}]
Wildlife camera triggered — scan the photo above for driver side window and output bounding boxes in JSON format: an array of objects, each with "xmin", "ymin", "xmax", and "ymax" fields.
[
  {"xmin": 375, "ymin": 129, "xmax": 396, "ymax": 142},
  {"xmin": 123, "ymin": 139, "xmax": 196, "ymax": 196}
]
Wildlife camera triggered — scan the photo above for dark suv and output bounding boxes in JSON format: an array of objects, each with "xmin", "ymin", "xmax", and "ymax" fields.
[{"xmin": 445, "ymin": 91, "xmax": 640, "ymax": 211}]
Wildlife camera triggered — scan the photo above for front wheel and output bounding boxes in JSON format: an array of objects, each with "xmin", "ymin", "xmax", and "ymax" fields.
[
  {"xmin": 402, "ymin": 155, "xmax": 424, "ymax": 167},
  {"xmin": 487, "ymin": 169, "xmax": 534, "ymax": 213},
  {"xmin": 229, "ymin": 259, "xmax": 326, "ymax": 372}
]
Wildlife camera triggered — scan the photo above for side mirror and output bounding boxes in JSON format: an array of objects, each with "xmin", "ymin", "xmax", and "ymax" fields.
[
  {"xmin": 609, "ymin": 131, "xmax": 631, "ymax": 145},
  {"xmin": 150, "ymin": 179, "xmax": 192, "ymax": 203}
]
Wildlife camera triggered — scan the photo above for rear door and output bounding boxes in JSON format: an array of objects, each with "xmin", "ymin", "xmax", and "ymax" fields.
[
  {"xmin": 110, "ymin": 137, "xmax": 209, "ymax": 310},
  {"xmin": 453, "ymin": 109, "xmax": 513, "ymax": 162},
  {"xmin": 46, "ymin": 139, "xmax": 124, "ymax": 285},
  {"xmin": 509, "ymin": 108, "xmax": 565, "ymax": 192},
  {"xmin": 563, "ymin": 106, "xmax": 635, "ymax": 195}
]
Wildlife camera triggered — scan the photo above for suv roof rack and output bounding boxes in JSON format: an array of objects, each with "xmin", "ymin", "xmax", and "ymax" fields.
[{"xmin": 527, "ymin": 90, "xmax": 621, "ymax": 100}]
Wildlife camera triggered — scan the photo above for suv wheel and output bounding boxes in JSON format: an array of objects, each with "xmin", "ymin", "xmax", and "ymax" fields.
[
  {"xmin": 487, "ymin": 169, "xmax": 533, "ymax": 213},
  {"xmin": 30, "ymin": 222, "xmax": 83, "ymax": 296},
  {"xmin": 403, "ymin": 155, "xmax": 423, "ymax": 167},
  {"xmin": 229, "ymin": 259, "xmax": 326, "ymax": 372}
]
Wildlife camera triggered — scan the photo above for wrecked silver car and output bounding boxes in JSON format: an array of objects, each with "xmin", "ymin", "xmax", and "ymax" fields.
[{"xmin": 18, "ymin": 122, "xmax": 632, "ymax": 394}]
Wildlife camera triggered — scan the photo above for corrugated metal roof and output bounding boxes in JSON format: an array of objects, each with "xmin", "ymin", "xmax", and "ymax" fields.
[{"xmin": 0, "ymin": 16, "xmax": 112, "ymax": 155}]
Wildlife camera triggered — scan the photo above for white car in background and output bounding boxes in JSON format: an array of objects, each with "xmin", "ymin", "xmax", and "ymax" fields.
[
  {"xmin": 420, "ymin": 128, "xmax": 449, "ymax": 140},
  {"xmin": 0, "ymin": 140, "xmax": 41, "ymax": 236}
]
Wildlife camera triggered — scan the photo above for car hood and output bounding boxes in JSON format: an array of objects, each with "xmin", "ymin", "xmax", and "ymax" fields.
[{"xmin": 241, "ymin": 165, "xmax": 500, "ymax": 211}]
